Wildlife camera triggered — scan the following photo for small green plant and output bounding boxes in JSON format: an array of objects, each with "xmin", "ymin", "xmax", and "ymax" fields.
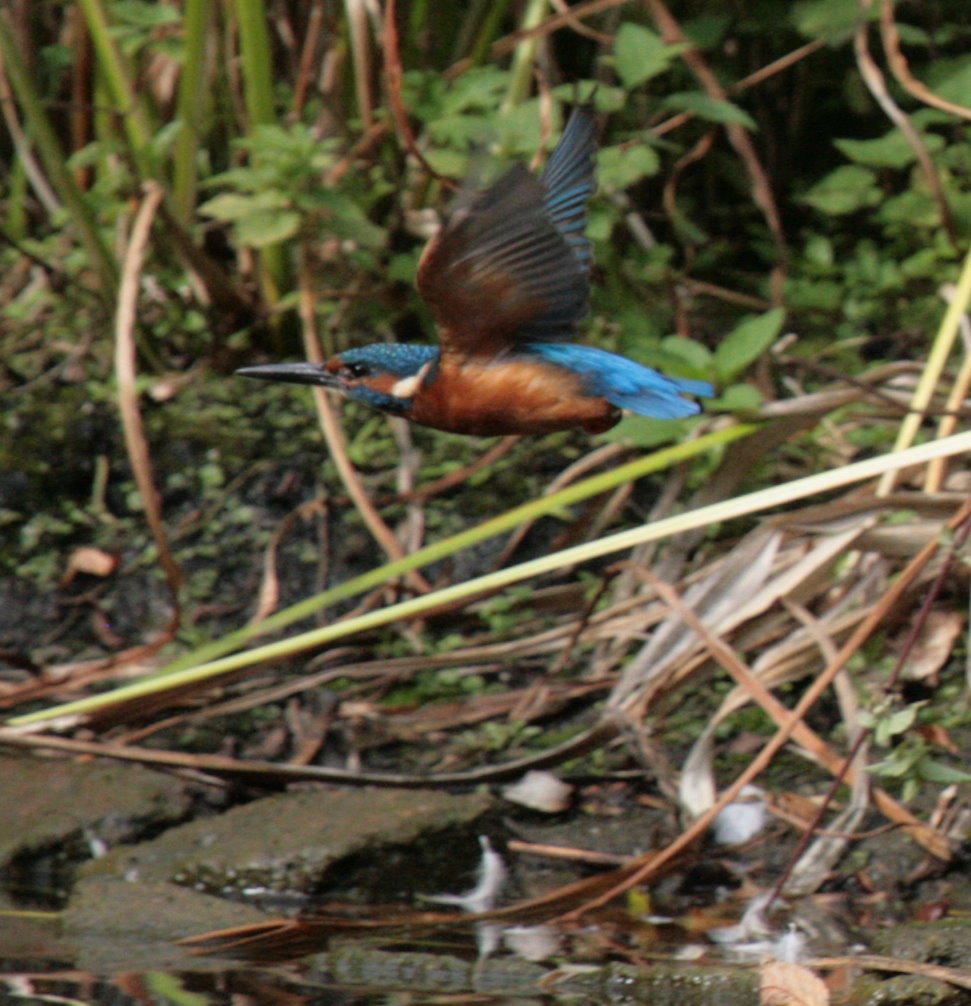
[
  {"xmin": 862, "ymin": 700, "xmax": 971, "ymax": 803},
  {"xmin": 200, "ymin": 125, "xmax": 388, "ymax": 254}
]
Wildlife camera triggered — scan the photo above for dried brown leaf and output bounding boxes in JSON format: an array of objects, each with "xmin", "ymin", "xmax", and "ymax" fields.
[
  {"xmin": 902, "ymin": 608, "xmax": 964, "ymax": 683},
  {"xmin": 59, "ymin": 546, "xmax": 119, "ymax": 586},
  {"xmin": 760, "ymin": 959, "xmax": 829, "ymax": 1005}
]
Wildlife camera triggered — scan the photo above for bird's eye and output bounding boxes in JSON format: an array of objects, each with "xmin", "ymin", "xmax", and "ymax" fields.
[{"xmin": 344, "ymin": 362, "xmax": 370, "ymax": 379}]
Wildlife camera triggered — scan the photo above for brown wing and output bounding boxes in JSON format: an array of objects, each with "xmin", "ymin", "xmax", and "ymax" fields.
[{"xmin": 416, "ymin": 163, "xmax": 589, "ymax": 359}]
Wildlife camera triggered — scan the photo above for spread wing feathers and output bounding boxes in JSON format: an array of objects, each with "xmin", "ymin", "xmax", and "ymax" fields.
[
  {"xmin": 526, "ymin": 342, "xmax": 714, "ymax": 419},
  {"xmin": 540, "ymin": 106, "xmax": 597, "ymax": 274},
  {"xmin": 417, "ymin": 110, "xmax": 598, "ymax": 357}
]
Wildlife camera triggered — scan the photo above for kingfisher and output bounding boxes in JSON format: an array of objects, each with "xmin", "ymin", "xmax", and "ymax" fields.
[{"xmin": 238, "ymin": 107, "xmax": 712, "ymax": 436}]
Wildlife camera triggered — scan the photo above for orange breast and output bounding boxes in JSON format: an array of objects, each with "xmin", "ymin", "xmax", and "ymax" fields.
[{"xmin": 409, "ymin": 357, "xmax": 619, "ymax": 436}]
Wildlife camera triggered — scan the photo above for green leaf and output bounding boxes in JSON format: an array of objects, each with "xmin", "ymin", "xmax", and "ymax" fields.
[
  {"xmin": 661, "ymin": 92, "xmax": 757, "ymax": 130},
  {"xmin": 421, "ymin": 146, "xmax": 470, "ymax": 177},
  {"xmin": 596, "ymin": 143, "xmax": 660, "ymax": 190},
  {"xmin": 439, "ymin": 66, "xmax": 507, "ymax": 114},
  {"xmin": 200, "ymin": 191, "xmax": 285, "ymax": 222},
  {"xmin": 235, "ymin": 208, "xmax": 301, "ymax": 247},
  {"xmin": 878, "ymin": 190, "xmax": 940, "ymax": 230},
  {"xmin": 714, "ymin": 308, "xmax": 785, "ymax": 381},
  {"xmin": 328, "ymin": 210, "xmax": 386, "ymax": 250},
  {"xmin": 874, "ymin": 704, "xmax": 919, "ymax": 744},
  {"xmin": 835, "ymin": 131, "xmax": 943, "ymax": 169},
  {"xmin": 493, "ymin": 100, "xmax": 545, "ymax": 156},
  {"xmin": 112, "ymin": 1, "xmax": 181, "ymax": 28},
  {"xmin": 715, "ymin": 383, "xmax": 763, "ymax": 413},
  {"xmin": 660, "ymin": 335, "xmax": 712, "ymax": 372},
  {"xmin": 801, "ymin": 164, "xmax": 880, "ymax": 215},
  {"xmin": 926, "ymin": 55, "xmax": 971, "ymax": 106},
  {"xmin": 387, "ymin": 252, "xmax": 419, "ymax": 284},
  {"xmin": 868, "ymin": 754, "xmax": 914, "ymax": 778},
  {"xmin": 613, "ymin": 23, "xmax": 683, "ymax": 89},
  {"xmin": 919, "ymin": 761, "xmax": 971, "ymax": 784},
  {"xmin": 792, "ymin": 0, "xmax": 874, "ymax": 42},
  {"xmin": 681, "ymin": 15, "xmax": 730, "ymax": 50},
  {"xmin": 606, "ymin": 414, "xmax": 691, "ymax": 447}
]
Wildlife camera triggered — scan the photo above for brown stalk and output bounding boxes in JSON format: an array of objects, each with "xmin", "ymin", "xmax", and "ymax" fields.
[
  {"xmin": 0, "ymin": 717, "xmax": 620, "ymax": 788},
  {"xmin": 854, "ymin": 6, "xmax": 957, "ymax": 244},
  {"xmin": 643, "ymin": 0, "xmax": 788, "ymax": 302},
  {"xmin": 486, "ymin": 0, "xmax": 630, "ymax": 63},
  {"xmin": 652, "ymin": 38, "xmax": 827, "ymax": 138},
  {"xmin": 810, "ymin": 954, "xmax": 971, "ymax": 993},
  {"xmin": 492, "ymin": 442, "xmax": 630, "ymax": 570},
  {"xmin": 382, "ymin": 0, "xmax": 452, "ymax": 185},
  {"xmin": 345, "ymin": 0, "xmax": 375, "ymax": 129},
  {"xmin": 391, "ymin": 436, "xmax": 520, "ymax": 504},
  {"xmin": 769, "ymin": 506, "xmax": 971, "ymax": 902},
  {"xmin": 879, "ymin": 0, "xmax": 971, "ymax": 123},
  {"xmin": 548, "ymin": 0, "xmax": 613, "ymax": 45},
  {"xmin": 115, "ymin": 181, "xmax": 183, "ymax": 634},
  {"xmin": 296, "ymin": 248, "xmax": 431, "ymax": 594},
  {"xmin": 291, "ymin": 2, "xmax": 325, "ymax": 120},
  {"xmin": 249, "ymin": 498, "xmax": 329, "ymax": 625}
]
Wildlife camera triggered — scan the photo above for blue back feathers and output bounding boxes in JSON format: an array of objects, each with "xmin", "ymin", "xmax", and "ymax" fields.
[{"xmin": 525, "ymin": 342, "xmax": 713, "ymax": 420}]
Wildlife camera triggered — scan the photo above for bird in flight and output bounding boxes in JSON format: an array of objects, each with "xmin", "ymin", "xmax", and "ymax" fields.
[{"xmin": 238, "ymin": 107, "xmax": 712, "ymax": 436}]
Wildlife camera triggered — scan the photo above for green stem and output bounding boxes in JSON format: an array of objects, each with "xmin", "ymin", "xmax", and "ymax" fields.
[
  {"xmin": 17, "ymin": 422, "xmax": 971, "ymax": 727},
  {"xmin": 467, "ymin": 0, "xmax": 514, "ymax": 67},
  {"xmin": 172, "ymin": 0, "xmax": 214, "ymax": 224},
  {"xmin": 876, "ymin": 240, "xmax": 971, "ymax": 494},
  {"xmin": 75, "ymin": 0, "xmax": 159, "ymax": 179},
  {"xmin": 160, "ymin": 424, "xmax": 750, "ymax": 673},
  {"xmin": 233, "ymin": 0, "xmax": 289, "ymax": 302},
  {"xmin": 502, "ymin": 0, "xmax": 548, "ymax": 110}
]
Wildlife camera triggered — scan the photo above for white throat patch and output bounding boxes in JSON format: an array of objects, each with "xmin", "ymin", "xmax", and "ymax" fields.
[{"xmin": 390, "ymin": 361, "xmax": 432, "ymax": 400}]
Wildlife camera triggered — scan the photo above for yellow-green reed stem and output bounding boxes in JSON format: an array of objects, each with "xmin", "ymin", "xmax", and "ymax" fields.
[
  {"xmin": 10, "ymin": 425, "xmax": 755, "ymax": 725},
  {"xmin": 13, "ymin": 426, "xmax": 971, "ymax": 727},
  {"xmin": 877, "ymin": 242, "xmax": 971, "ymax": 495}
]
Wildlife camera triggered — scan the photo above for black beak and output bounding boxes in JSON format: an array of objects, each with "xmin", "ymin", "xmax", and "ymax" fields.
[{"xmin": 236, "ymin": 362, "xmax": 341, "ymax": 389}]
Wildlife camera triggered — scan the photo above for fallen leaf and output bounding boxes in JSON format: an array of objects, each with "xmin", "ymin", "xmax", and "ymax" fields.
[
  {"xmin": 761, "ymin": 959, "xmax": 829, "ymax": 1005},
  {"xmin": 60, "ymin": 546, "xmax": 120, "ymax": 586},
  {"xmin": 902, "ymin": 609, "xmax": 963, "ymax": 683}
]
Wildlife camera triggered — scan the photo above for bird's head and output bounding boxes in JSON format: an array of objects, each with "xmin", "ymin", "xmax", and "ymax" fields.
[{"xmin": 237, "ymin": 344, "xmax": 440, "ymax": 416}]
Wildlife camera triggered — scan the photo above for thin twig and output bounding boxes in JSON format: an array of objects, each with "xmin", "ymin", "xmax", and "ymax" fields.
[
  {"xmin": 878, "ymin": 0, "xmax": 971, "ymax": 123},
  {"xmin": 115, "ymin": 182, "xmax": 183, "ymax": 633},
  {"xmin": 643, "ymin": 0, "xmax": 789, "ymax": 302},
  {"xmin": 382, "ymin": 0, "xmax": 452, "ymax": 184},
  {"xmin": 854, "ymin": 5, "xmax": 957, "ymax": 244},
  {"xmin": 297, "ymin": 247, "xmax": 431, "ymax": 594}
]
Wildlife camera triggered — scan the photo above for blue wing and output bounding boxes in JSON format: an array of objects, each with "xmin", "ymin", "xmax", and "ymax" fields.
[{"xmin": 526, "ymin": 342, "xmax": 713, "ymax": 419}]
